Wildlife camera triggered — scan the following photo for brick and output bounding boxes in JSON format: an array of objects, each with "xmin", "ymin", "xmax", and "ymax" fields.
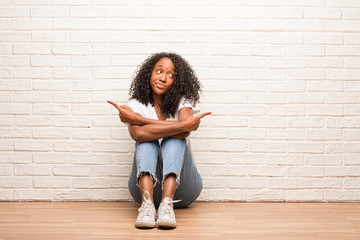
[
  {"xmin": 0, "ymin": 177, "xmax": 32, "ymax": 188},
  {"xmin": 14, "ymin": 68, "xmax": 52, "ymax": 79},
  {"xmin": 70, "ymin": 7, "xmax": 107, "ymax": 17},
  {"xmin": 324, "ymin": 190, "xmax": 360, "ymax": 201},
  {"xmin": 308, "ymin": 129, "xmax": 343, "ymax": 141},
  {"xmin": 0, "ymin": 165, "xmax": 12, "ymax": 176},
  {"xmin": 0, "ymin": 191, "xmax": 13, "ymax": 201},
  {"xmin": 304, "ymin": 154, "xmax": 342, "ymax": 166},
  {"xmin": 229, "ymin": 177, "xmax": 267, "ymax": 189},
  {"xmin": 72, "ymin": 104, "xmax": 111, "ymax": 115},
  {"xmin": 72, "ymin": 128, "xmax": 111, "ymax": 139},
  {"xmin": 13, "ymin": 43, "xmax": 51, "ymax": 54},
  {"xmin": 248, "ymin": 166, "xmax": 286, "ymax": 177},
  {"xmin": 32, "ymin": 128, "xmax": 70, "ymax": 139},
  {"xmin": 248, "ymin": 93, "xmax": 286, "ymax": 104},
  {"xmin": 268, "ymin": 106, "xmax": 305, "ymax": 116},
  {"xmin": 14, "ymin": 140, "xmax": 53, "ymax": 151},
  {"xmin": 0, "ymin": 56, "xmax": 28, "ymax": 67},
  {"xmin": 12, "ymin": 18, "xmax": 51, "ymax": 30},
  {"xmin": 265, "ymin": 7, "xmax": 303, "ymax": 19},
  {"xmin": 53, "ymin": 68, "xmax": 90, "ymax": 79},
  {"xmin": 326, "ymin": 167, "xmax": 360, "ymax": 177},
  {"xmin": 33, "ymin": 80, "xmax": 71, "ymax": 91},
  {"xmin": 33, "ymin": 104, "xmax": 70, "ymax": 115},
  {"xmin": 53, "ymin": 92, "xmax": 90, "ymax": 103},
  {"xmin": 288, "ymin": 93, "xmax": 324, "ymax": 104},
  {"xmin": 71, "ymin": 31, "xmax": 108, "ymax": 43},
  {"xmin": 14, "ymin": 190, "xmax": 52, "ymax": 201},
  {"xmin": 267, "ymin": 33, "xmax": 303, "ymax": 44},
  {"xmin": 0, "ymin": 103, "xmax": 31, "ymax": 114},
  {"xmin": 306, "ymin": 178, "xmax": 342, "ymax": 188},
  {"xmin": 285, "ymin": 190, "xmax": 323, "ymax": 202},
  {"xmin": 343, "ymin": 178, "xmax": 360, "ymax": 189},
  {"xmin": 53, "ymin": 117, "xmax": 91, "ymax": 127},
  {"xmin": 31, "ymin": 56, "xmax": 69, "ymax": 67},
  {"xmin": 71, "ymin": 153, "xmax": 117, "ymax": 165},
  {"xmin": 228, "ymin": 128, "xmax": 266, "ymax": 140},
  {"xmin": 307, "ymin": 105, "xmax": 343, "ymax": 116},
  {"xmin": 33, "ymin": 152, "xmax": 70, "ymax": 164},
  {"xmin": 267, "ymin": 178, "xmax": 305, "ymax": 189},
  {"xmin": 91, "ymin": 141, "xmax": 133, "ymax": 153},
  {"xmin": 53, "ymin": 165, "xmax": 91, "ymax": 177},
  {"xmin": 344, "ymin": 153, "xmax": 360, "ymax": 165},
  {"xmin": 307, "ymin": 81, "xmax": 343, "ymax": 92},
  {"xmin": 249, "ymin": 117, "xmax": 286, "ymax": 128},
  {"xmin": 268, "ymin": 129, "xmax": 305, "ymax": 140},
  {"xmin": 14, "ymin": 91, "xmax": 51, "ymax": 103},
  {"xmin": 247, "ymin": 190, "xmax": 284, "ymax": 202},
  {"xmin": 32, "ymin": 31, "xmax": 69, "ymax": 43},
  {"xmin": 14, "ymin": 165, "xmax": 52, "ymax": 176},
  {"xmin": 0, "ymin": 152, "xmax": 31, "ymax": 164},
  {"xmin": 53, "ymin": 18, "xmax": 89, "ymax": 30},
  {"xmin": 31, "ymin": 6, "xmax": 68, "ymax": 17},
  {"xmin": 327, "ymin": 117, "xmax": 360, "ymax": 128},
  {"xmin": 54, "ymin": 141, "xmax": 91, "ymax": 152},
  {"xmin": 72, "ymin": 80, "xmax": 111, "ymax": 91},
  {"xmin": 304, "ymin": 8, "xmax": 341, "ymax": 19},
  {"xmin": 249, "ymin": 141, "xmax": 286, "ymax": 153},
  {"xmin": 0, "ymin": 128, "xmax": 30, "ymax": 138},
  {"xmin": 14, "ymin": 116, "xmax": 51, "ymax": 126},
  {"xmin": 72, "ymin": 178, "xmax": 112, "ymax": 189},
  {"xmin": 34, "ymin": 177, "xmax": 70, "ymax": 188},
  {"xmin": 304, "ymin": 32, "xmax": 344, "ymax": 45},
  {"xmin": 288, "ymin": 167, "xmax": 324, "ymax": 177},
  {"xmin": 268, "ymin": 81, "xmax": 306, "ymax": 92},
  {"xmin": 91, "ymin": 165, "xmax": 131, "ymax": 177},
  {"xmin": 288, "ymin": 142, "xmax": 324, "ymax": 153},
  {"xmin": 92, "ymin": 189, "xmax": 130, "ymax": 201},
  {"xmin": 53, "ymin": 190, "xmax": 91, "ymax": 201}
]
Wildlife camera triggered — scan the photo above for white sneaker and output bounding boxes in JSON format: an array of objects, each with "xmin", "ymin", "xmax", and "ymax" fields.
[
  {"xmin": 135, "ymin": 190, "xmax": 156, "ymax": 229},
  {"xmin": 156, "ymin": 197, "xmax": 180, "ymax": 229}
]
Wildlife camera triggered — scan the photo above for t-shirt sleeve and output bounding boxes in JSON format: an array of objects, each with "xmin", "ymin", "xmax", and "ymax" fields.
[
  {"xmin": 127, "ymin": 99, "xmax": 143, "ymax": 116},
  {"xmin": 178, "ymin": 98, "xmax": 200, "ymax": 115}
]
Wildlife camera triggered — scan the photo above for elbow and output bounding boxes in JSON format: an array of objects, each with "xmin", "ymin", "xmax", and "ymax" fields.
[{"xmin": 130, "ymin": 129, "xmax": 147, "ymax": 143}]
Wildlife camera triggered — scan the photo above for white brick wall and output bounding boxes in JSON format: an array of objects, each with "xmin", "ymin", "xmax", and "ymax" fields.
[{"xmin": 1, "ymin": 0, "xmax": 360, "ymax": 202}]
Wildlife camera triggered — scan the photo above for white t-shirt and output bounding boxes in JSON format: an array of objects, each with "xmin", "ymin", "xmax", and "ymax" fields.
[
  {"xmin": 127, "ymin": 97, "xmax": 199, "ymax": 147},
  {"xmin": 128, "ymin": 97, "xmax": 199, "ymax": 121}
]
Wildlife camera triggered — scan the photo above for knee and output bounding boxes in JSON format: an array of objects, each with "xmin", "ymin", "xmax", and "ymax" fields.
[{"xmin": 161, "ymin": 138, "xmax": 186, "ymax": 151}]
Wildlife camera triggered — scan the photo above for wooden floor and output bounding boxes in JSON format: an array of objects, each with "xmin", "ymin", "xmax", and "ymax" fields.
[{"xmin": 0, "ymin": 201, "xmax": 359, "ymax": 240}]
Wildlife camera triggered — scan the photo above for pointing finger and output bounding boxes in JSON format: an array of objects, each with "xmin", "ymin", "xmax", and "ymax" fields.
[
  {"xmin": 107, "ymin": 101, "xmax": 121, "ymax": 112},
  {"xmin": 198, "ymin": 112, "xmax": 212, "ymax": 119}
]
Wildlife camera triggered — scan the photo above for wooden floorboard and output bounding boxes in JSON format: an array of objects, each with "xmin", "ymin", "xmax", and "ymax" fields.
[{"xmin": 0, "ymin": 201, "xmax": 359, "ymax": 240}]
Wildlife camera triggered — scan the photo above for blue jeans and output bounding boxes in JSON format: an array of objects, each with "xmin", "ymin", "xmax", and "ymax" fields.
[{"xmin": 128, "ymin": 138, "xmax": 203, "ymax": 209}]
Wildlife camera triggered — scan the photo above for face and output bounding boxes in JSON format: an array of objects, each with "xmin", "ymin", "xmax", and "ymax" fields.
[{"xmin": 150, "ymin": 57, "xmax": 175, "ymax": 97}]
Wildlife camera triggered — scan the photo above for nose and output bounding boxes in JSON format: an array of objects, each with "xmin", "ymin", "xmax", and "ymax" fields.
[{"xmin": 159, "ymin": 73, "xmax": 166, "ymax": 82}]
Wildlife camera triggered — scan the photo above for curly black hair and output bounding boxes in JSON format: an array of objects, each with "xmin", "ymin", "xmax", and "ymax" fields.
[{"xmin": 129, "ymin": 52, "xmax": 202, "ymax": 118}]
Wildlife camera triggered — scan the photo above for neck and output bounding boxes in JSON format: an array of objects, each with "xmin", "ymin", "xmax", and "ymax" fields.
[{"xmin": 153, "ymin": 94, "xmax": 162, "ymax": 108}]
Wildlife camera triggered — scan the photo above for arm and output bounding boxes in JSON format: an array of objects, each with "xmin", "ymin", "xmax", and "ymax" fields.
[
  {"xmin": 128, "ymin": 108, "xmax": 210, "ymax": 143},
  {"xmin": 107, "ymin": 100, "xmax": 210, "ymax": 142}
]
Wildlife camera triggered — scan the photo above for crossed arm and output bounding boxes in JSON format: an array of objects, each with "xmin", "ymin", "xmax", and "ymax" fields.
[{"xmin": 107, "ymin": 101, "xmax": 210, "ymax": 143}]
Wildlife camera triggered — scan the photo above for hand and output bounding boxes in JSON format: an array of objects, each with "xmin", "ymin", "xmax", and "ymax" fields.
[
  {"xmin": 107, "ymin": 101, "xmax": 141, "ymax": 125},
  {"xmin": 183, "ymin": 112, "xmax": 211, "ymax": 132}
]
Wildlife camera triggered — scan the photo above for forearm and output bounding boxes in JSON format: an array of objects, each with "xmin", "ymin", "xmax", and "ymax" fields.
[
  {"xmin": 129, "ymin": 122, "xmax": 188, "ymax": 143},
  {"xmin": 134, "ymin": 114, "xmax": 177, "ymax": 126}
]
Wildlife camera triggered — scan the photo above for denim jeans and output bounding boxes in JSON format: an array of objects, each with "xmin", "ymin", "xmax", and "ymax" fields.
[{"xmin": 128, "ymin": 138, "xmax": 203, "ymax": 209}]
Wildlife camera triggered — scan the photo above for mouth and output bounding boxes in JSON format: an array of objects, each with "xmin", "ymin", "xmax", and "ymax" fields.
[{"xmin": 155, "ymin": 83, "xmax": 165, "ymax": 89}]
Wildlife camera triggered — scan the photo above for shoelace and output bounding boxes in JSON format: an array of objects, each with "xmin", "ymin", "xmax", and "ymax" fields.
[
  {"xmin": 138, "ymin": 190, "xmax": 154, "ymax": 219},
  {"xmin": 159, "ymin": 198, "xmax": 181, "ymax": 218}
]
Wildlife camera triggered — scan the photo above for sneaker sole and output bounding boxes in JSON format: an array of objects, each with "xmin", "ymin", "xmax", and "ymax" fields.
[
  {"xmin": 135, "ymin": 220, "xmax": 156, "ymax": 229},
  {"xmin": 156, "ymin": 219, "xmax": 177, "ymax": 229}
]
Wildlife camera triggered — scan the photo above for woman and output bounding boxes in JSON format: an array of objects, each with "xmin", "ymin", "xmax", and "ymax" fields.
[{"xmin": 108, "ymin": 52, "xmax": 210, "ymax": 229}]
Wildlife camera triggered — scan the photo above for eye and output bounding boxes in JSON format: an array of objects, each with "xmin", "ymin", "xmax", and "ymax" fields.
[
  {"xmin": 168, "ymin": 73, "xmax": 174, "ymax": 78},
  {"xmin": 156, "ymin": 69, "xmax": 162, "ymax": 74}
]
